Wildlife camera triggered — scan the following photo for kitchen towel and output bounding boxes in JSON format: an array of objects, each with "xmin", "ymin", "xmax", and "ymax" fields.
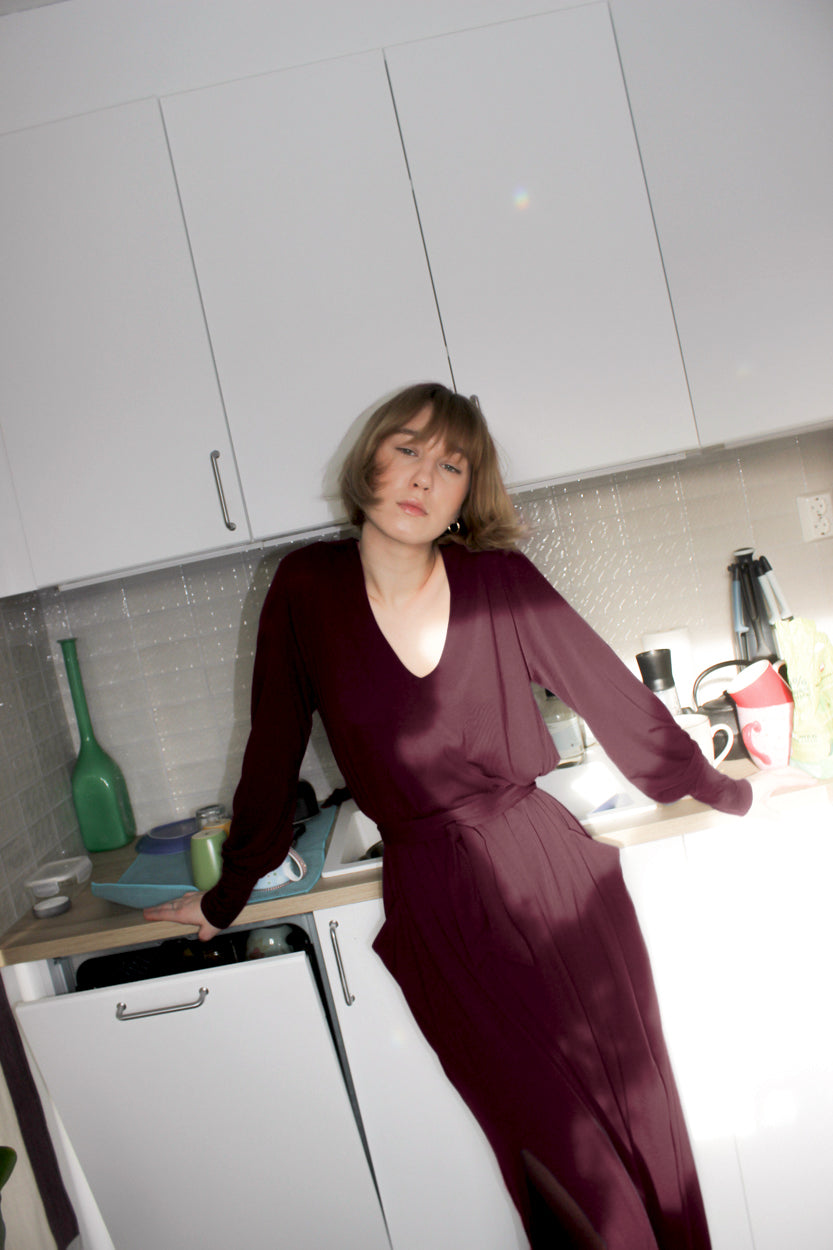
[{"xmin": 92, "ymin": 807, "xmax": 336, "ymax": 909}]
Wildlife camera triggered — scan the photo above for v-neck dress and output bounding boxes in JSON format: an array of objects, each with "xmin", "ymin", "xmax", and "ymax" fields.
[{"xmin": 203, "ymin": 538, "xmax": 751, "ymax": 1249}]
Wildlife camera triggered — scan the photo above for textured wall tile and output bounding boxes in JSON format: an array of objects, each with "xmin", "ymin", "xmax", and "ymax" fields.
[
  {"xmin": 151, "ymin": 694, "xmax": 233, "ymax": 739},
  {"xmin": 129, "ymin": 605, "xmax": 195, "ymax": 649},
  {"xmin": 205, "ymin": 660, "xmax": 247, "ymax": 697},
  {"xmin": 138, "ymin": 637, "xmax": 204, "ymax": 680},
  {"xmin": 101, "ymin": 703, "xmax": 160, "ymax": 750},
  {"xmin": 76, "ymin": 648, "xmax": 145, "ymax": 690},
  {"xmin": 63, "ymin": 581, "xmax": 129, "ymax": 629},
  {"xmin": 142, "ymin": 667, "xmax": 211, "ymax": 709},
  {"xmin": 124, "ymin": 568, "xmax": 190, "ymax": 616},
  {"xmin": 798, "ymin": 429, "xmax": 833, "ymax": 491},
  {"xmin": 0, "ymin": 794, "xmax": 26, "ymax": 844},
  {"xmin": 16, "ymin": 669, "xmax": 49, "ymax": 711}
]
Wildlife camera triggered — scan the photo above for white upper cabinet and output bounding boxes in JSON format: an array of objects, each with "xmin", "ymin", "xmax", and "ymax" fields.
[
  {"xmin": 0, "ymin": 98, "xmax": 249, "ymax": 589},
  {"xmin": 162, "ymin": 51, "xmax": 451, "ymax": 541},
  {"xmin": 385, "ymin": 4, "xmax": 697, "ymax": 488},
  {"xmin": 0, "ymin": 430, "xmax": 35, "ymax": 598},
  {"xmin": 611, "ymin": 0, "xmax": 833, "ymax": 445}
]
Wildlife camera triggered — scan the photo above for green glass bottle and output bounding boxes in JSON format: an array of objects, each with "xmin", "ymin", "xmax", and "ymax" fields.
[{"xmin": 59, "ymin": 637, "xmax": 136, "ymax": 852}]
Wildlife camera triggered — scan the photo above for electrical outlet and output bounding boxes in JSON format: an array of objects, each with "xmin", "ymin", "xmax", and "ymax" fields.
[{"xmin": 797, "ymin": 491, "xmax": 833, "ymax": 542}]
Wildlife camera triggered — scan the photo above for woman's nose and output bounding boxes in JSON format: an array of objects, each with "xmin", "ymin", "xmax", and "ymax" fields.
[{"xmin": 412, "ymin": 466, "xmax": 431, "ymax": 490}]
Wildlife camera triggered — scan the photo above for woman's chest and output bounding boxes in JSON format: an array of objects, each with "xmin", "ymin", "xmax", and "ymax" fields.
[
  {"xmin": 366, "ymin": 582, "xmax": 450, "ymax": 679},
  {"xmin": 301, "ymin": 578, "xmax": 530, "ymax": 734}
]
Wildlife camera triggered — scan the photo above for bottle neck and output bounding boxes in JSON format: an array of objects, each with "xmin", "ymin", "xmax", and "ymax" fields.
[{"xmin": 59, "ymin": 638, "xmax": 96, "ymax": 742}]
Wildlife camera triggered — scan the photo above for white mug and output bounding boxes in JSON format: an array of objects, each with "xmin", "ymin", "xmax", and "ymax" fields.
[
  {"xmin": 674, "ymin": 711, "xmax": 734, "ymax": 766},
  {"xmin": 251, "ymin": 848, "xmax": 307, "ymax": 893}
]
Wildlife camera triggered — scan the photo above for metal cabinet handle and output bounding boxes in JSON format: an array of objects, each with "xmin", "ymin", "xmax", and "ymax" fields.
[
  {"xmin": 210, "ymin": 450, "xmax": 237, "ymax": 531},
  {"xmin": 329, "ymin": 920, "xmax": 355, "ymax": 1006},
  {"xmin": 115, "ymin": 987, "xmax": 209, "ymax": 1021}
]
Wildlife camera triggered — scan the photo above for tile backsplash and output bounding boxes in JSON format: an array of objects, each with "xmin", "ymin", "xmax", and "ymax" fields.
[{"xmin": 1, "ymin": 428, "xmax": 831, "ymax": 930}]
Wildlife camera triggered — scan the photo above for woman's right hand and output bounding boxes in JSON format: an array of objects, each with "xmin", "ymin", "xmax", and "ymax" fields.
[{"xmin": 143, "ymin": 892, "xmax": 221, "ymax": 942}]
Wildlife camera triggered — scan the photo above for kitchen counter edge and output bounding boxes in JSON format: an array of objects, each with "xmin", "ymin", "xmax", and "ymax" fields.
[{"xmin": 3, "ymin": 765, "xmax": 830, "ymax": 967}]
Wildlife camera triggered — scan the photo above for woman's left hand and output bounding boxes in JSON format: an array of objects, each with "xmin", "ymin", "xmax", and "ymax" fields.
[
  {"xmin": 143, "ymin": 892, "xmax": 221, "ymax": 942},
  {"xmin": 746, "ymin": 765, "xmax": 817, "ymax": 818}
]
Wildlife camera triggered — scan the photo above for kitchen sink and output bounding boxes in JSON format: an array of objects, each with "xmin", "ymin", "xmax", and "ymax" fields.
[
  {"xmin": 537, "ymin": 743, "xmax": 656, "ymax": 824},
  {"xmin": 322, "ymin": 747, "xmax": 654, "ymax": 877},
  {"xmin": 321, "ymin": 801, "xmax": 383, "ymax": 878}
]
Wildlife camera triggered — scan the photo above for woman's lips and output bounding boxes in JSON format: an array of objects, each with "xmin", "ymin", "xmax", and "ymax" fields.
[{"xmin": 397, "ymin": 500, "xmax": 427, "ymax": 516}]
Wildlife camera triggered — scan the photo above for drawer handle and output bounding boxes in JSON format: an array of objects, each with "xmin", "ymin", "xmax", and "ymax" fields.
[
  {"xmin": 210, "ymin": 450, "xmax": 237, "ymax": 531},
  {"xmin": 329, "ymin": 920, "xmax": 355, "ymax": 1006},
  {"xmin": 115, "ymin": 987, "xmax": 209, "ymax": 1021}
]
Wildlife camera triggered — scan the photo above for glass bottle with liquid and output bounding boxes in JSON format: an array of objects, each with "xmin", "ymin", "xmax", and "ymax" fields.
[{"xmin": 538, "ymin": 690, "xmax": 585, "ymax": 766}]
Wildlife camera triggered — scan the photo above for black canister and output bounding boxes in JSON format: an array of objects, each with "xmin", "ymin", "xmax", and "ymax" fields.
[{"xmin": 636, "ymin": 648, "xmax": 682, "ymax": 715}]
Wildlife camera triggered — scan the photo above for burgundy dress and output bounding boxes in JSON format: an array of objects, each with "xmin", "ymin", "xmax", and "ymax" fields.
[{"xmin": 203, "ymin": 539, "xmax": 752, "ymax": 1249}]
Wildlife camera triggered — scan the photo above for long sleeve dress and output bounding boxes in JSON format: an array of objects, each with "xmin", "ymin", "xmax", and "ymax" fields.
[{"xmin": 202, "ymin": 538, "xmax": 752, "ymax": 1250}]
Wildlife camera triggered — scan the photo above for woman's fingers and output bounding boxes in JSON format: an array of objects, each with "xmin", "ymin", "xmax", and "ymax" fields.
[
  {"xmin": 747, "ymin": 764, "xmax": 818, "ymax": 818},
  {"xmin": 142, "ymin": 892, "xmax": 221, "ymax": 941}
]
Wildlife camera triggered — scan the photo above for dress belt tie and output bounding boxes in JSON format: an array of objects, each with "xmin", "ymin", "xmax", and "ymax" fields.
[{"xmin": 379, "ymin": 782, "xmax": 537, "ymax": 846}]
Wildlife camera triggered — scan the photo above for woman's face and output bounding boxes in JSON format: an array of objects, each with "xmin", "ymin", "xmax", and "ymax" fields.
[{"xmin": 363, "ymin": 406, "xmax": 470, "ymax": 547}]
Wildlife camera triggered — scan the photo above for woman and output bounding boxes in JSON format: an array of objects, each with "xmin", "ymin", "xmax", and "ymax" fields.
[{"xmin": 145, "ymin": 383, "xmax": 785, "ymax": 1248}]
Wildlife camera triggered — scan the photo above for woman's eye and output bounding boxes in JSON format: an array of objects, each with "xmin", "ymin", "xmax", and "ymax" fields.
[
  {"xmin": 441, "ymin": 462, "xmax": 462, "ymax": 474},
  {"xmin": 395, "ymin": 445, "xmax": 417, "ymax": 456}
]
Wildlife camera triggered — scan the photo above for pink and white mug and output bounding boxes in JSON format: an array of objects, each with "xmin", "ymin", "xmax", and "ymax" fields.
[
  {"xmin": 727, "ymin": 661, "xmax": 794, "ymax": 769},
  {"xmin": 735, "ymin": 704, "xmax": 794, "ymax": 769}
]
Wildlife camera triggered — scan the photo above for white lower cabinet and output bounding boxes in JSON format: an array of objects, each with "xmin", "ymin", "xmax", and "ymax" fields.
[
  {"xmin": 314, "ymin": 899, "xmax": 529, "ymax": 1250},
  {"xmin": 619, "ymin": 806, "xmax": 833, "ymax": 1250},
  {"xmin": 13, "ymin": 809, "xmax": 832, "ymax": 1250},
  {"xmin": 12, "ymin": 952, "xmax": 390, "ymax": 1250}
]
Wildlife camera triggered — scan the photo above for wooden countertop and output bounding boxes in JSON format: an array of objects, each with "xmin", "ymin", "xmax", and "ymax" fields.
[
  {"xmin": 0, "ymin": 846, "xmax": 385, "ymax": 968},
  {"xmin": 3, "ymin": 763, "xmax": 829, "ymax": 968}
]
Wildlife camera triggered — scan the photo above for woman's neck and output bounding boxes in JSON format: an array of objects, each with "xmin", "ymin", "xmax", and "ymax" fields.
[{"xmin": 358, "ymin": 527, "xmax": 438, "ymax": 609}]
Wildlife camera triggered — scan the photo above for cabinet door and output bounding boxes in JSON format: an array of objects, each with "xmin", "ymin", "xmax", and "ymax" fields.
[
  {"xmin": 162, "ymin": 51, "xmax": 451, "ymax": 542},
  {"xmin": 386, "ymin": 5, "xmax": 696, "ymax": 487},
  {"xmin": 679, "ymin": 816, "xmax": 833, "ymax": 1250},
  {"xmin": 315, "ymin": 900, "xmax": 529, "ymax": 1250},
  {"xmin": 0, "ymin": 98, "xmax": 248, "ymax": 588},
  {"xmin": 15, "ymin": 954, "xmax": 390, "ymax": 1250},
  {"xmin": 619, "ymin": 836, "xmax": 754, "ymax": 1250},
  {"xmin": 0, "ymin": 429, "xmax": 35, "ymax": 597},
  {"xmin": 613, "ymin": 2, "xmax": 833, "ymax": 444}
]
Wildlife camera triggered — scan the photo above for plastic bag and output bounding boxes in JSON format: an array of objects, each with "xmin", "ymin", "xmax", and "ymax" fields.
[{"xmin": 775, "ymin": 618, "xmax": 833, "ymax": 777}]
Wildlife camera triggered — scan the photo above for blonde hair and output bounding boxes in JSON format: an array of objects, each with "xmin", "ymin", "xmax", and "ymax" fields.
[{"xmin": 339, "ymin": 383, "xmax": 525, "ymax": 550}]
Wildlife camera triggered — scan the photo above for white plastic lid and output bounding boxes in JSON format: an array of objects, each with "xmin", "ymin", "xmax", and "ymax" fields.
[
  {"xmin": 25, "ymin": 856, "xmax": 92, "ymax": 898},
  {"xmin": 33, "ymin": 895, "xmax": 72, "ymax": 918}
]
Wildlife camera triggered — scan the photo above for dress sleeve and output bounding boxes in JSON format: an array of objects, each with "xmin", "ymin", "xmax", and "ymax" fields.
[
  {"xmin": 499, "ymin": 551, "xmax": 752, "ymax": 816},
  {"xmin": 201, "ymin": 559, "xmax": 316, "ymax": 929}
]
